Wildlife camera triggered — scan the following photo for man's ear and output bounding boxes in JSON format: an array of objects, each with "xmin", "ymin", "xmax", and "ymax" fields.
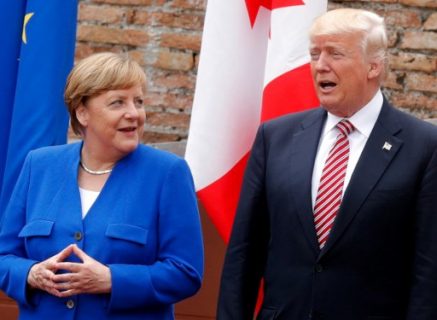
[
  {"xmin": 368, "ymin": 60, "xmax": 384, "ymax": 80},
  {"xmin": 76, "ymin": 103, "xmax": 89, "ymax": 127}
]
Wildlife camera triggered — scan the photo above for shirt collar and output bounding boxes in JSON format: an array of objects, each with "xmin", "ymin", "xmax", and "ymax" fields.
[{"xmin": 322, "ymin": 90, "xmax": 383, "ymax": 138}]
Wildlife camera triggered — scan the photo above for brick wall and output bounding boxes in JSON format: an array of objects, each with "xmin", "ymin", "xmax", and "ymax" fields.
[{"xmin": 76, "ymin": 0, "xmax": 436, "ymax": 143}]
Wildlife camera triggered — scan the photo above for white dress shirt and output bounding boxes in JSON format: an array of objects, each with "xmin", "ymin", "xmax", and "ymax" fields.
[{"xmin": 311, "ymin": 90, "xmax": 383, "ymax": 209}]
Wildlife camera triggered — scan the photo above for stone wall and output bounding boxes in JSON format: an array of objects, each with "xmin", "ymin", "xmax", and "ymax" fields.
[{"xmin": 76, "ymin": 0, "xmax": 436, "ymax": 143}]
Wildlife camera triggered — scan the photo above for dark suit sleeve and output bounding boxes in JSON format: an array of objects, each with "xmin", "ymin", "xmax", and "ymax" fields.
[
  {"xmin": 407, "ymin": 147, "xmax": 437, "ymax": 319},
  {"xmin": 217, "ymin": 124, "xmax": 270, "ymax": 319}
]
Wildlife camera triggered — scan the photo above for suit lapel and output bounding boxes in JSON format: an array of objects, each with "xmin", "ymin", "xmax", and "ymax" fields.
[
  {"xmin": 320, "ymin": 101, "xmax": 403, "ymax": 257},
  {"xmin": 58, "ymin": 144, "xmax": 82, "ymax": 218},
  {"xmin": 289, "ymin": 109, "xmax": 326, "ymax": 254},
  {"xmin": 43, "ymin": 143, "xmax": 83, "ymax": 237}
]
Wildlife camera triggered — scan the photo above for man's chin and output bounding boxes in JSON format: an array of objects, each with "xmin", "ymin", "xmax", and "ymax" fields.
[
  {"xmin": 319, "ymin": 100, "xmax": 352, "ymax": 117},
  {"xmin": 318, "ymin": 96, "xmax": 337, "ymax": 110}
]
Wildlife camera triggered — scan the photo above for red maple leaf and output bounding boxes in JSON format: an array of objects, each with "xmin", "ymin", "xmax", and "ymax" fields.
[{"xmin": 245, "ymin": 0, "xmax": 305, "ymax": 27}]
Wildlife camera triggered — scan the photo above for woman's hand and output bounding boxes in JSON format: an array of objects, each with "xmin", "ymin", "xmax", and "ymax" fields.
[
  {"xmin": 52, "ymin": 244, "xmax": 112, "ymax": 297},
  {"xmin": 27, "ymin": 245, "xmax": 75, "ymax": 297}
]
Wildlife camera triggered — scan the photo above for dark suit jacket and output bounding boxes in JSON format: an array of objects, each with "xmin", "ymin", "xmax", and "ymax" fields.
[{"xmin": 217, "ymin": 100, "xmax": 437, "ymax": 320}]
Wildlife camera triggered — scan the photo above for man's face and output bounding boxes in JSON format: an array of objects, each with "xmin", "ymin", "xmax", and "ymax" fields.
[{"xmin": 310, "ymin": 33, "xmax": 375, "ymax": 117}]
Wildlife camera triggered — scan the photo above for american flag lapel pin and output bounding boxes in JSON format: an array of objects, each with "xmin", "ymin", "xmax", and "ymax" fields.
[{"xmin": 382, "ymin": 141, "xmax": 392, "ymax": 151}]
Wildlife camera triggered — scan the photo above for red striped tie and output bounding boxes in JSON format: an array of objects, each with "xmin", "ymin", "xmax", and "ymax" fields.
[{"xmin": 314, "ymin": 119, "xmax": 355, "ymax": 249}]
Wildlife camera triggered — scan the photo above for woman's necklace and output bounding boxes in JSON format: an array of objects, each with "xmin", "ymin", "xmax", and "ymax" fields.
[{"xmin": 80, "ymin": 160, "xmax": 113, "ymax": 175}]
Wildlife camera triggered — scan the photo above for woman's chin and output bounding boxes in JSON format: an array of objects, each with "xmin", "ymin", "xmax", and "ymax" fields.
[{"xmin": 115, "ymin": 141, "xmax": 140, "ymax": 157}]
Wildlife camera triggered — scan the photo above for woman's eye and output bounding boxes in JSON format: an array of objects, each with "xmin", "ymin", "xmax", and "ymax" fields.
[
  {"xmin": 135, "ymin": 98, "xmax": 144, "ymax": 108},
  {"xmin": 109, "ymin": 100, "xmax": 123, "ymax": 107}
]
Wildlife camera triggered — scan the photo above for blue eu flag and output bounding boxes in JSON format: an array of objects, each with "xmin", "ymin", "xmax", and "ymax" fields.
[{"xmin": 0, "ymin": 0, "xmax": 78, "ymax": 219}]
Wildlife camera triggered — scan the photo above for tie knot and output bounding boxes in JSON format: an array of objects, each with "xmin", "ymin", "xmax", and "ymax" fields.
[{"xmin": 336, "ymin": 119, "xmax": 354, "ymax": 136}]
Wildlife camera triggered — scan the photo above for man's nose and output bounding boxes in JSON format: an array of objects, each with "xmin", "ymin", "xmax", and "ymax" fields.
[{"xmin": 314, "ymin": 52, "xmax": 330, "ymax": 71}]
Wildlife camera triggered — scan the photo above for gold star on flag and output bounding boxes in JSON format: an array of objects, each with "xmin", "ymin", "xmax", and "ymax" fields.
[{"xmin": 22, "ymin": 12, "xmax": 34, "ymax": 44}]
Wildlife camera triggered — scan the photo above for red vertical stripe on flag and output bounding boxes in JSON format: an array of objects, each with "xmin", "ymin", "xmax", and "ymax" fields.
[
  {"xmin": 197, "ymin": 153, "xmax": 250, "ymax": 242},
  {"xmin": 261, "ymin": 63, "xmax": 319, "ymax": 122}
]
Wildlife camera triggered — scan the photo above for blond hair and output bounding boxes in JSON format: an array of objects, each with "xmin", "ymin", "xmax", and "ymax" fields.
[
  {"xmin": 64, "ymin": 52, "xmax": 147, "ymax": 135},
  {"xmin": 309, "ymin": 8, "xmax": 387, "ymax": 67}
]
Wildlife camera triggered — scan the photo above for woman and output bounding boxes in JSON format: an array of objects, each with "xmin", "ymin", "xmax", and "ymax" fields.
[{"xmin": 0, "ymin": 52, "xmax": 203, "ymax": 319}]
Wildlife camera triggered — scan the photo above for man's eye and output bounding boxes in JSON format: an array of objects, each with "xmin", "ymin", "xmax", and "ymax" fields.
[{"xmin": 310, "ymin": 52, "xmax": 320, "ymax": 60}]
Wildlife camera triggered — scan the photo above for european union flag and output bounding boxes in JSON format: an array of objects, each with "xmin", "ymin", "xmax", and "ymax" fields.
[{"xmin": 0, "ymin": 0, "xmax": 78, "ymax": 220}]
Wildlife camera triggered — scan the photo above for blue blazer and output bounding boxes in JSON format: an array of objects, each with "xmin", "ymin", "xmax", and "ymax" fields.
[
  {"xmin": 218, "ymin": 100, "xmax": 437, "ymax": 319},
  {"xmin": 0, "ymin": 142, "xmax": 204, "ymax": 319}
]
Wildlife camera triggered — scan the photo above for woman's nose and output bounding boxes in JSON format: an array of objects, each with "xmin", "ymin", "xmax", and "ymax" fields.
[{"xmin": 124, "ymin": 101, "xmax": 139, "ymax": 119}]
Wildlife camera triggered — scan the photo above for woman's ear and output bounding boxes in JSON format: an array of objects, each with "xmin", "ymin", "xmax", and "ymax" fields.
[{"xmin": 75, "ymin": 103, "xmax": 89, "ymax": 127}]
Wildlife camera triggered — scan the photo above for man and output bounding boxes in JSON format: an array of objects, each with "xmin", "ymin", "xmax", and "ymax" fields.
[{"xmin": 217, "ymin": 8, "xmax": 437, "ymax": 320}]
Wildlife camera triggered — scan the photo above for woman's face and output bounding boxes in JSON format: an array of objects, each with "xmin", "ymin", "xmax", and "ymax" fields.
[{"xmin": 76, "ymin": 85, "xmax": 146, "ymax": 160}]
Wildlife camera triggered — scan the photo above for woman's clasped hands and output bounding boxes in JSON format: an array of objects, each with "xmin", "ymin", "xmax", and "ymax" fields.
[{"xmin": 27, "ymin": 244, "xmax": 111, "ymax": 297}]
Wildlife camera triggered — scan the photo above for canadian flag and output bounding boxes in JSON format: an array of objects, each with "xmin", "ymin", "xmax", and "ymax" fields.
[{"xmin": 186, "ymin": 0, "xmax": 327, "ymax": 242}]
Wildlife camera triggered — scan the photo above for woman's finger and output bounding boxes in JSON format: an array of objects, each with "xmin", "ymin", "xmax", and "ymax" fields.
[
  {"xmin": 70, "ymin": 244, "xmax": 90, "ymax": 261},
  {"xmin": 53, "ymin": 244, "xmax": 75, "ymax": 262},
  {"xmin": 51, "ymin": 272, "xmax": 74, "ymax": 283},
  {"xmin": 56, "ymin": 288, "xmax": 77, "ymax": 298},
  {"xmin": 52, "ymin": 280, "xmax": 72, "ymax": 291},
  {"xmin": 55, "ymin": 262, "xmax": 82, "ymax": 273}
]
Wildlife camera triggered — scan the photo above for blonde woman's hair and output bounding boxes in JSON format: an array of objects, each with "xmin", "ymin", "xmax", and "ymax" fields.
[{"xmin": 64, "ymin": 52, "xmax": 147, "ymax": 135}]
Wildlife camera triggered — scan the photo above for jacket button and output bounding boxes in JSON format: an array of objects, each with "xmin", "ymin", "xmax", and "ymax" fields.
[
  {"xmin": 66, "ymin": 299, "xmax": 75, "ymax": 309},
  {"xmin": 315, "ymin": 264, "xmax": 323, "ymax": 273},
  {"xmin": 74, "ymin": 231, "xmax": 83, "ymax": 241}
]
